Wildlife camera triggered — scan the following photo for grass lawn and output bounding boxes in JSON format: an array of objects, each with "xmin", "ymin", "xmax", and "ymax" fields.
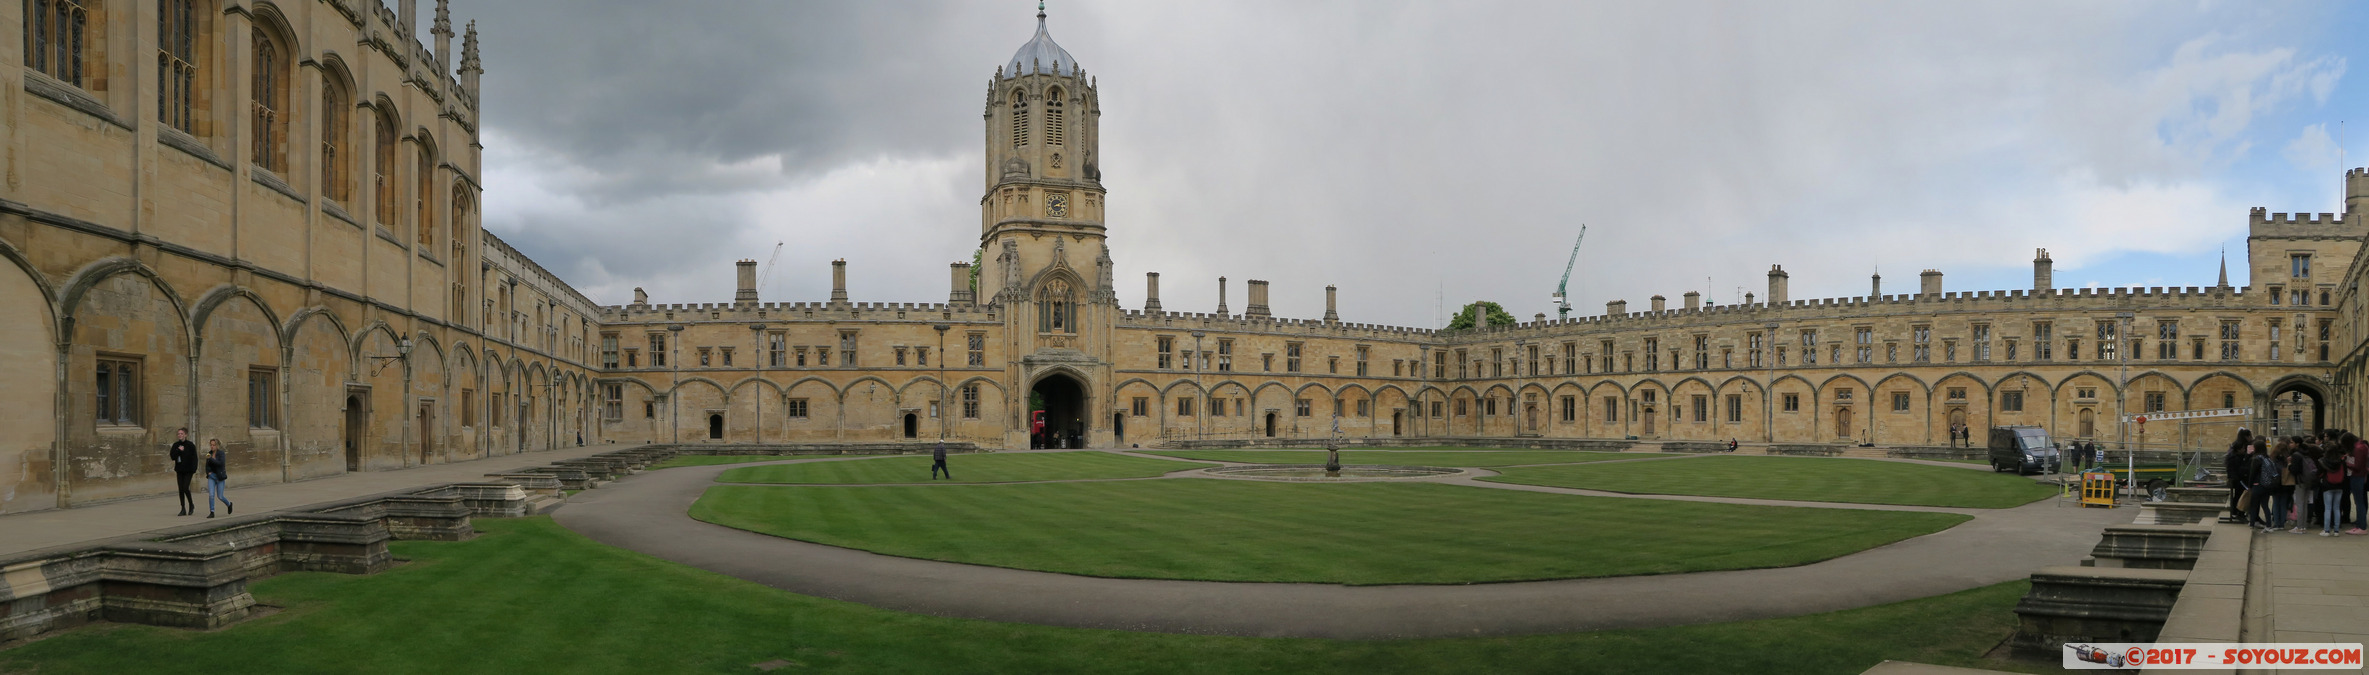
[
  {"xmin": 648, "ymin": 454, "xmax": 803, "ymax": 470},
  {"xmin": 0, "ymin": 517, "xmax": 2050, "ymax": 675},
  {"xmin": 1150, "ymin": 449, "xmax": 1637, "ymax": 467},
  {"xmin": 714, "ymin": 451, "xmax": 1209, "ymax": 485},
  {"xmin": 691, "ymin": 480, "xmax": 1967, "ymax": 584},
  {"xmin": 1483, "ymin": 455, "xmax": 2059, "ymax": 509}
]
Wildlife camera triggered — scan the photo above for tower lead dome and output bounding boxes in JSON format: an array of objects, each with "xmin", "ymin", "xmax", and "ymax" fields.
[{"xmin": 1006, "ymin": 3, "xmax": 1079, "ymax": 77}]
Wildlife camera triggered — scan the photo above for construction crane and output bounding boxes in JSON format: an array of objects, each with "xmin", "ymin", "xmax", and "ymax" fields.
[
  {"xmin": 1550, "ymin": 226, "xmax": 1587, "ymax": 319},
  {"xmin": 756, "ymin": 241, "xmax": 785, "ymax": 295}
]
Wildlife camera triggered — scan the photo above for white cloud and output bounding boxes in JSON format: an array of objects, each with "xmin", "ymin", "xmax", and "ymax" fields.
[{"xmin": 2284, "ymin": 123, "xmax": 2339, "ymax": 172}]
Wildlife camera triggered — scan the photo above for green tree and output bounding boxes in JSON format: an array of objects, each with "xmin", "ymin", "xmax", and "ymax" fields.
[
  {"xmin": 970, "ymin": 248, "xmax": 983, "ymax": 295},
  {"xmin": 1445, "ymin": 301, "xmax": 1517, "ymax": 330}
]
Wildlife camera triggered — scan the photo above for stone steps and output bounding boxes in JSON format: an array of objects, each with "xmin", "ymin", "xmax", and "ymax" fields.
[{"xmin": 2133, "ymin": 501, "xmax": 2225, "ymax": 526}]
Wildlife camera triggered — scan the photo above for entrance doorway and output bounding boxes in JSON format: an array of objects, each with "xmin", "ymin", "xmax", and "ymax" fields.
[
  {"xmin": 1112, "ymin": 412, "xmax": 1125, "ymax": 443},
  {"xmin": 344, "ymin": 393, "xmax": 366, "ymax": 472},
  {"xmin": 2077, "ymin": 409, "xmax": 2095, "ymax": 438},
  {"xmin": 708, "ymin": 414, "xmax": 724, "ymax": 440},
  {"xmin": 1029, "ymin": 373, "xmax": 1086, "ymax": 449},
  {"xmin": 2267, "ymin": 383, "xmax": 2326, "ymax": 435},
  {"xmin": 418, "ymin": 402, "xmax": 436, "ymax": 465},
  {"xmin": 1642, "ymin": 407, "xmax": 1656, "ymax": 435},
  {"xmin": 1835, "ymin": 407, "xmax": 1853, "ymax": 439},
  {"xmin": 904, "ymin": 413, "xmax": 919, "ymax": 438},
  {"xmin": 1392, "ymin": 410, "xmax": 1403, "ymax": 436},
  {"xmin": 1265, "ymin": 412, "xmax": 1278, "ymax": 437}
]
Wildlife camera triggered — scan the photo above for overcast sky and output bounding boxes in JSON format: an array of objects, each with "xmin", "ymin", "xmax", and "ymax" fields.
[{"xmin": 446, "ymin": 1, "xmax": 2366, "ymax": 328}]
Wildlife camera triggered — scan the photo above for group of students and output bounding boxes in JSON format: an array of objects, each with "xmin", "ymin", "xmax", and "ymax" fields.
[
  {"xmin": 166, "ymin": 428, "xmax": 235, "ymax": 518},
  {"xmin": 2224, "ymin": 427, "xmax": 2367, "ymax": 536}
]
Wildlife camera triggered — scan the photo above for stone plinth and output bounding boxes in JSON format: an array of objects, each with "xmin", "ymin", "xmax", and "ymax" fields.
[
  {"xmin": 2089, "ymin": 525, "xmax": 2209, "ymax": 570},
  {"xmin": 2010, "ymin": 566, "xmax": 2186, "ymax": 660}
]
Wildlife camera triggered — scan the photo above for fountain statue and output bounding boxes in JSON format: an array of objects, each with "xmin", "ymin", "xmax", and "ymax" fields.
[{"xmin": 1325, "ymin": 415, "xmax": 1343, "ymax": 477}]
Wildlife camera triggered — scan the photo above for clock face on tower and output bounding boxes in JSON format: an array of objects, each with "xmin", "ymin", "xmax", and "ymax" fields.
[{"xmin": 1046, "ymin": 192, "xmax": 1069, "ymax": 218}]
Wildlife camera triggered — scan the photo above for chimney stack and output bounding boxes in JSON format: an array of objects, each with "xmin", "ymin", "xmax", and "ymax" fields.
[
  {"xmin": 830, "ymin": 259, "xmax": 848, "ymax": 304},
  {"xmin": 1767, "ymin": 265, "xmax": 1790, "ymax": 305},
  {"xmin": 1143, "ymin": 272, "xmax": 1163, "ymax": 313},
  {"xmin": 2033, "ymin": 249, "xmax": 2053, "ymax": 293},
  {"xmin": 1245, "ymin": 280, "xmax": 1271, "ymax": 318},
  {"xmin": 950, "ymin": 262, "xmax": 975, "ymax": 305},
  {"xmin": 1323, "ymin": 285, "xmax": 1339, "ymax": 322},
  {"xmin": 1607, "ymin": 299, "xmax": 1628, "ymax": 315},
  {"xmin": 1683, "ymin": 291, "xmax": 1700, "ymax": 310},
  {"xmin": 1216, "ymin": 276, "xmax": 1229, "ymax": 315},
  {"xmin": 1920, "ymin": 269, "xmax": 1943, "ymax": 297},
  {"xmin": 1745, "ymin": 291, "xmax": 1755, "ymax": 305},
  {"xmin": 1650, "ymin": 295, "xmax": 1667, "ymax": 312},
  {"xmin": 735, "ymin": 259, "xmax": 759, "ymax": 305}
]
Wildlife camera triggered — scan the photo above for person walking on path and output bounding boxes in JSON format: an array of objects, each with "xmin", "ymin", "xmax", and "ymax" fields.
[
  {"xmin": 930, "ymin": 441, "xmax": 953, "ymax": 480},
  {"xmin": 169, "ymin": 428, "xmax": 199, "ymax": 516},
  {"xmin": 203, "ymin": 440, "xmax": 233, "ymax": 518}
]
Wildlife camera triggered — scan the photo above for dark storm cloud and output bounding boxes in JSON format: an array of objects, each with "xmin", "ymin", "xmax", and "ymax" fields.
[
  {"xmin": 452, "ymin": 1, "xmax": 2350, "ymax": 325},
  {"xmin": 469, "ymin": 1, "xmax": 992, "ymax": 200}
]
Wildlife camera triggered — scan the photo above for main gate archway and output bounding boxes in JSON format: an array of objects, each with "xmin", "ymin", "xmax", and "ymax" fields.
[{"xmin": 1030, "ymin": 373, "xmax": 1087, "ymax": 448}]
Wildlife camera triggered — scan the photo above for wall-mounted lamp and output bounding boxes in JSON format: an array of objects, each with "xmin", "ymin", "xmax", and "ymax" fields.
[{"xmin": 370, "ymin": 337, "xmax": 414, "ymax": 376}]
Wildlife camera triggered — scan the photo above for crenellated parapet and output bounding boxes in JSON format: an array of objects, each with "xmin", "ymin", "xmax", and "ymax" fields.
[
  {"xmin": 2248, "ymin": 208, "xmax": 2366, "ymax": 244},
  {"xmin": 1116, "ymin": 310, "xmax": 1436, "ymax": 340},
  {"xmin": 1438, "ymin": 284, "xmax": 2268, "ymax": 344},
  {"xmin": 599, "ymin": 301, "xmax": 1001, "ymax": 325}
]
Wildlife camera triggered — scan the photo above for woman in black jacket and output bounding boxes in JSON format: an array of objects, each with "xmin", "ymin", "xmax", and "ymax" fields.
[{"xmin": 2227, "ymin": 430, "xmax": 2256, "ymax": 521}]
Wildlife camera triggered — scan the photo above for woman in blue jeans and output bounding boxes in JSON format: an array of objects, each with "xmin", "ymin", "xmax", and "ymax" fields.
[
  {"xmin": 2347, "ymin": 432, "xmax": 2368, "ymax": 535},
  {"xmin": 204, "ymin": 439, "xmax": 234, "ymax": 518},
  {"xmin": 2320, "ymin": 448, "xmax": 2348, "ymax": 536},
  {"xmin": 2256, "ymin": 441, "xmax": 2289, "ymax": 532}
]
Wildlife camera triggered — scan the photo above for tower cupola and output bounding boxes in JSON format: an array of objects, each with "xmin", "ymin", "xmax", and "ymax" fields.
[{"xmin": 1006, "ymin": 5, "xmax": 1079, "ymax": 78}]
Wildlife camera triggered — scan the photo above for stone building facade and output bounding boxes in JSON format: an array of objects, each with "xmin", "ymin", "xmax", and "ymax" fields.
[
  {"xmin": 0, "ymin": 0, "xmax": 601, "ymax": 515},
  {"xmin": 2, "ymin": 4, "xmax": 2356, "ymax": 515}
]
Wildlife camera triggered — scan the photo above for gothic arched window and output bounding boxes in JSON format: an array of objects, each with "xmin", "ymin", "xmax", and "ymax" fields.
[
  {"xmin": 321, "ymin": 68, "xmax": 352, "ymax": 202},
  {"xmin": 416, "ymin": 133, "xmax": 437, "ymax": 247},
  {"xmin": 1039, "ymin": 279, "xmax": 1074, "ymax": 334},
  {"xmin": 373, "ymin": 106, "xmax": 397, "ymax": 226},
  {"xmin": 1045, "ymin": 87, "xmax": 1064, "ymax": 146},
  {"xmin": 158, "ymin": 0, "xmax": 200, "ymax": 132},
  {"xmin": 1010, "ymin": 91, "xmax": 1029, "ymax": 148},
  {"xmin": 31, "ymin": 0, "xmax": 94, "ymax": 88},
  {"xmin": 250, "ymin": 19, "xmax": 290, "ymax": 172}
]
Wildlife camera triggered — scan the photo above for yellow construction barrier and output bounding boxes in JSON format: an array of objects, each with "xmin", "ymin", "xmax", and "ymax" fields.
[{"xmin": 2079, "ymin": 472, "xmax": 2118, "ymax": 507}]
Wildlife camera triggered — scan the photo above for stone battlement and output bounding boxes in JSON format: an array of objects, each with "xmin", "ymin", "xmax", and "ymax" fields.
[
  {"xmin": 1449, "ymin": 284, "xmax": 2264, "ymax": 343},
  {"xmin": 599, "ymin": 301, "xmax": 1000, "ymax": 323},
  {"xmin": 1117, "ymin": 310, "xmax": 1436, "ymax": 338},
  {"xmin": 2250, "ymin": 207, "xmax": 2348, "ymax": 227}
]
